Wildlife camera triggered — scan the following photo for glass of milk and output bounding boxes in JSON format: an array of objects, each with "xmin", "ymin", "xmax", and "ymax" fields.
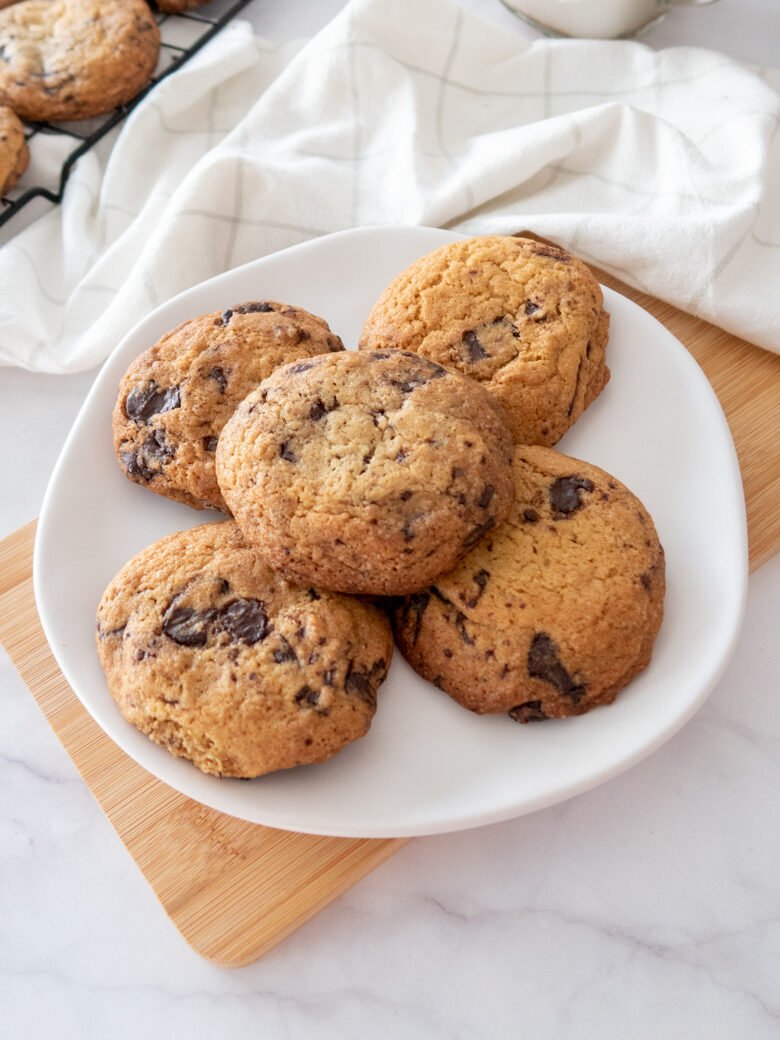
[{"xmin": 501, "ymin": 0, "xmax": 719, "ymax": 40}]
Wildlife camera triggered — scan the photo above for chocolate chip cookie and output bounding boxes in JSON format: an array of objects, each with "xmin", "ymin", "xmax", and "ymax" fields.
[
  {"xmin": 393, "ymin": 445, "xmax": 664, "ymax": 720},
  {"xmin": 216, "ymin": 350, "xmax": 515, "ymax": 596},
  {"xmin": 0, "ymin": 104, "xmax": 27, "ymax": 193},
  {"xmin": 0, "ymin": 0, "xmax": 160, "ymax": 123},
  {"xmin": 96, "ymin": 520, "xmax": 393, "ymax": 778},
  {"xmin": 359, "ymin": 236, "xmax": 610, "ymax": 446},
  {"xmin": 113, "ymin": 301, "xmax": 344, "ymax": 512}
]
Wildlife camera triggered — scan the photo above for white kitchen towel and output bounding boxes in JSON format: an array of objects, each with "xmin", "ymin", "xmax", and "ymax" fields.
[{"xmin": 2, "ymin": 0, "xmax": 779, "ymax": 372}]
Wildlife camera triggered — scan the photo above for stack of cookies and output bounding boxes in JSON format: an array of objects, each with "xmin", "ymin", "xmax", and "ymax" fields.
[
  {"xmin": 97, "ymin": 235, "xmax": 665, "ymax": 780},
  {"xmin": 0, "ymin": 0, "xmax": 214, "ymax": 195}
]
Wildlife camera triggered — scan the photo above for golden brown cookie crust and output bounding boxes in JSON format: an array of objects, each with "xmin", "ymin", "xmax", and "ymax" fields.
[
  {"xmin": 359, "ymin": 236, "xmax": 610, "ymax": 446},
  {"xmin": 216, "ymin": 350, "xmax": 516, "ymax": 596},
  {"xmin": 393, "ymin": 445, "xmax": 665, "ymax": 720},
  {"xmin": 113, "ymin": 300, "xmax": 344, "ymax": 513},
  {"xmin": 0, "ymin": 104, "xmax": 28, "ymax": 192},
  {"xmin": 96, "ymin": 521, "xmax": 393, "ymax": 778},
  {"xmin": 0, "ymin": 0, "xmax": 160, "ymax": 123}
]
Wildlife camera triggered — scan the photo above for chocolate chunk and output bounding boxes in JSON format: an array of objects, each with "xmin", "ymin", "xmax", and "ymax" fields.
[
  {"xmin": 522, "ymin": 509, "xmax": 539, "ymax": 523},
  {"xmin": 477, "ymin": 485, "xmax": 495, "ymax": 510},
  {"xmin": 307, "ymin": 588, "xmax": 321, "ymax": 601},
  {"xmin": 289, "ymin": 361, "xmax": 317, "ymax": 374},
  {"xmin": 527, "ymin": 633, "xmax": 585, "ymax": 703},
  {"xmin": 208, "ymin": 367, "xmax": 228, "ymax": 393},
  {"xmin": 463, "ymin": 517, "xmax": 495, "ymax": 548},
  {"xmin": 549, "ymin": 476, "xmax": 594, "ymax": 517},
  {"xmin": 402, "ymin": 590, "xmax": 430, "ymax": 645},
  {"xmin": 525, "ymin": 300, "xmax": 540, "ymax": 316},
  {"xmin": 121, "ymin": 429, "xmax": 174, "ymax": 481},
  {"xmin": 399, "ymin": 490, "xmax": 412, "ymax": 501},
  {"xmin": 345, "ymin": 668, "xmax": 375, "ymax": 705},
  {"xmin": 294, "ymin": 685, "xmax": 320, "ymax": 708},
  {"xmin": 463, "ymin": 569, "xmax": 490, "ymax": 609},
  {"xmin": 455, "ymin": 612, "xmax": 474, "ymax": 646},
  {"xmin": 509, "ymin": 700, "xmax": 548, "ymax": 723},
  {"xmin": 125, "ymin": 381, "xmax": 181, "ymax": 424},
  {"xmin": 273, "ymin": 637, "xmax": 298, "ymax": 663},
  {"xmin": 462, "ymin": 330, "xmax": 488, "ymax": 363},
  {"xmin": 204, "ymin": 436, "xmax": 218, "ymax": 453},
  {"xmin": 162, "ymin": 605, "xmax": 214, "ymax": 647},
  {"xmin": 217, "ymin": 599, "xmax": 269, "ymax": 644},
  {"xmin": 214, "ymin": 302, "xmax": 273, "ymax": 326},
  {"xmin": 279, "ymin": 442, "xmax": 297, "ymax": 463}
]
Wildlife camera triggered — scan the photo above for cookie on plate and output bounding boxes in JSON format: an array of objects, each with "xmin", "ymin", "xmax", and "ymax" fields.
[
  {"xmin": 0, "ymin": 0, "xmax": 160, "ymax": 123},
  {"xmin": 96, "ymin": 521, "xmax": 393, "ymax": 779},
  {"xmin": 0, "ymin": 105, "xmax": 28, "ymax": 193},
  {"xmin": 392, "ymin": 445, "xmax": 664, "ymax": 720},
  {"xmin": 359, "ymin": 235, "xmax": 610, "ymax": 446},
  {"xmin": 216, "ymin": 350, "xmax": 515, "ymax": 596},
  {"xmin": 113, "ymin": 300, "xmax": 344, "ymax": 512}
]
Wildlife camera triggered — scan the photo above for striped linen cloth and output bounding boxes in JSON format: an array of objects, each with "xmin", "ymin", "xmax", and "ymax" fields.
[{"xmin": 1, "ymin": 0, "xmax": 778, "ymax": 371}]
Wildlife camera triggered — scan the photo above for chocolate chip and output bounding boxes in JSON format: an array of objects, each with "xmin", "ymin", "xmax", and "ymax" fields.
[
  {"xmin": 204, "ymin": 436, "xmax": 218, "ymax": 453},
  {"xmin": 402, "ymin": 591, "xmax": 430, "ymax": 645},
  {"xmin": 527, "ymin": 633, "xmax": 585, "ymax": 703},
  {"xmin": 273, "ymin": 637, "xmax": 298, "ymax": 663},
  {"xmin": 125, "ymin": 381, "xmax": 181, "ymax": 424},
  {"xmin": 509, "ymin": 700, "xmax": 548, "ymax": 723},
  {"xmin": 289, "ymin": 361, "xmax": 317, "ymax": 374},
  {"xmin": 390, "ymin": 377, "xmax": 428, "ymax": 394},
  {"xmin": 294, "ymin": 685, "xmax": 320, "ymax": 708},
  {"xmin": 463, "ymin": 517, "xmax": 495, "ymax": 548},
  {"xmin": 162, "ymin": 606, "xmax": 214, "ymax": 647},
  {"xmin": 525, "ymin": 300, "xmax": 540, "ymax": 316},
  {"xmin": 443, "ymin": 648, "xmax": 453, "ymax": 658},
  {"xmin": 399, "ymin": 490, "xmax": 412, "ymax": 501},
  {"xmin": 640, "ymin": 572, "xmax": 652, "ymax": 590},
  {"xmin": 216, "ymin": 599, "xmax": 270, "ymax": 644},
  {"xmin": 307, "ymin": 588, "xmax": 321, "ymax": 601},
  {"xmin": 208, "ymin": 367, "xmax": 228, "ymax": 393},
  {"xmin": 462, "ymin": 329, "xmax": 488, "ymax": 362},
  {"xmin": 549, "ymin": 476, "xmax": 594, "ymax": 517},
  {"xmin": 395, "ymin": 450, "xmax": 409, "ymax": 464},
  {"xmin": 532, "ymin": 244, "xmax": 571, "ymax": 262},
  {"xmin": 477, "ymin": 485, "xmax": 495, "ymax": 510},
  {"xmin": 309, "ymin": 398, "xmax": 332, "ymax": 421},
  {"xmin": 323, "ymin": 668, "xmax": 336, "ymax": 687},
  {"xmin": 279, "ymin": 442, "xmax": 297, "ymax": 463},
  {"xmin": 523, "ymin": 509, "xmax": 539, "ymax": 523},
  {"xmin": 567, "ymin": 357, "xmax": 585, "ymax": 417}
]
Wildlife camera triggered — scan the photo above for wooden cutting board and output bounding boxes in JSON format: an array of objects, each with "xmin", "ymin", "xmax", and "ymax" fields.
[{"xmin": 0, "ymin": 269, "xmax": 778, "ymax": 967}]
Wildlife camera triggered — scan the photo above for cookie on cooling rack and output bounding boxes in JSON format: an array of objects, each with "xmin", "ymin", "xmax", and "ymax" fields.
[
  {"xmin": 0, "ymin": 0, "xmax": 160, "ymax": 122},
  {"xmin": 96, "ymin": 521, "xmax": 394, "ymax": 779},
  {"xmin": 113, "ymin": 300, "xmax": 344, "ymax": 512},
  {"xmin": 359, "ymin": 235, "xmax": 610, "ymax": 446},
  {"xmin": 0, "ymin": 105, "xmax": 28, "ymax": 194},
  {"xmin": 216, "ymin": 350, "xmax": 515, "ymax": 596},
  {"xmin": 392, "ymin": 445, "xmax": 665, "ymax": 721}
]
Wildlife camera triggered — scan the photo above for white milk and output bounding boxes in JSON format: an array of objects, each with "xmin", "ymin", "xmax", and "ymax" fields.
[{"xmin": 505, "ymin": 0, "xmax": 675, "ymax": 39}]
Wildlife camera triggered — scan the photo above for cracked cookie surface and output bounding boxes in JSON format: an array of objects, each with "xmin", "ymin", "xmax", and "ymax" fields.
[
  {"xmin": 359, "ymin": 235, "xmax": 610, "ymax": 446},
  {"xmin": 0, "ymin": 0, "xmax": 160, "ymax": 122},
  {"xmin": 216, "ymin": 350, "xmax": 515, "ymax": 595},
  {"xmin": 96, "ymin": 520, "xmax": 393, "ymax": 778},
  {"xmin": 113, "ymin": 300, "xmax": 344, "ymax": 512},
  {"xmin": 0, "ymin": 104, "xmax": 27, "ymax": 192},
  {"xmin": 392, "ymin": 445, "xmax": 664, "ymax": 720}
]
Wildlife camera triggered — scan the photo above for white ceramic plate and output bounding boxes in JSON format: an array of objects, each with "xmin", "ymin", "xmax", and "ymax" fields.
[{"xmin": 35, "ymin": 227, "xmax": 748, "ymax": 838}]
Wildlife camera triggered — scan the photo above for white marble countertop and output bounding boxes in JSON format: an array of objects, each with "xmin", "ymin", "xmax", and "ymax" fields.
[{"xmin": 2, "ymin": 1, "xmax": 779, "ymax": 1036}]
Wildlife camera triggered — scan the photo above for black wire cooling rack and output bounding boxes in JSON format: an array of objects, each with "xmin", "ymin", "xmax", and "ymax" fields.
[{"xmin": 0, "ymin": 0, "xmax": 254, "ymax": 230}]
